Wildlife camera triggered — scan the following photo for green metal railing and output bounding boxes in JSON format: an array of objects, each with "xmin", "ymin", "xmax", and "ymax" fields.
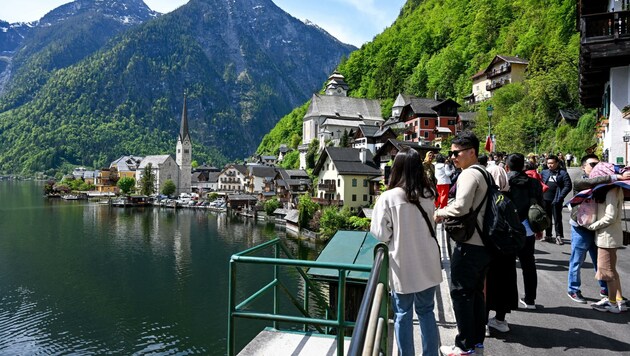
[{"xmin": 227, "ymin": 238, "xmax": 388, "ymax": 356}]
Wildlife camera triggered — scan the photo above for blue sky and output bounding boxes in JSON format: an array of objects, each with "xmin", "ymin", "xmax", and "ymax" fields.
[{"xmin": 1, "ymin": 0, "xmax": 405, "ymax": 47}]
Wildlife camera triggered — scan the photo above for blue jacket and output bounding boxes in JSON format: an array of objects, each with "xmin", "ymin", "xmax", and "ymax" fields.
[{"xmin": 541, "ymin": 168, "xmax": 572, "ymax": 205}]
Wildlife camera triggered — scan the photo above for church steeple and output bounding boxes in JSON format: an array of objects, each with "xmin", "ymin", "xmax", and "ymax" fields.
[{"xmin": 179, "ymin": 93, "xmax": 190, "ymax": 142}]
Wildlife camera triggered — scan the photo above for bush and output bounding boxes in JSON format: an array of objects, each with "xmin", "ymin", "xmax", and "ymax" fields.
[{"xmin": 264, "ymin": 198, "xmax": 281, "ymax": 216}]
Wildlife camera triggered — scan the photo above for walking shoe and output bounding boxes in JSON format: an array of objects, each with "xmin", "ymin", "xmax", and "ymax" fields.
[
  {"xmin": 519, "ymin": 298, "xmax": 536, "ymax": 309},
  {"xmin": 591, "ymin": 300, "xmax": 621, "ymax": 313},
  {"xmin": 567, "ymin": 291, "xmax": 587, "ymax": 304},
  {"xmin": 618, "ymin": 302, "xmax": 628, "ymax": 312},
  {"xmin": 600, "ymin": 289, "xmax": 608, "ymax": 298},
  {"xmin": 474, "ymin": 343, "xmax": 484, "ymax": 356},
  {"xmin": 544, "ymin": 235, "xmax": 553, "ymax": 243},
  {"xmin": 487, "ymin": 317, "xmax": 510, "ymax": 332},
  {"xmin": 555, "ymin": 236, "xmax": 564, "ymax": 245},
  {"xmin": 591, "ymin": 297, "xmax": 609, "ymax": 306},
  {"xmin": 440, "ymin": 345, "xmax": 475, "ymax": 355},
  {"xmin": 485, "ymin": 325, "xmax": 490, "ymax": 337}
]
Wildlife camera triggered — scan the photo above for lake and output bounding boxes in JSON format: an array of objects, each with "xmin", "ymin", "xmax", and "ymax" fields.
[{"xmin": 0, "ymin": 181, "xmax": 322, "ymax": 355}]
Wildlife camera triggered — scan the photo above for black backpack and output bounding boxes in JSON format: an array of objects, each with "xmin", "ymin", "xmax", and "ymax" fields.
[{"xmin": 472, "ymin": 167, "xmax": 526, "ymax": 255}]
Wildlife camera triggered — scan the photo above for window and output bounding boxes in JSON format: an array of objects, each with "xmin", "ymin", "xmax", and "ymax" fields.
[
  {"xmin": 363, "ymin": 179, "xmax": 368, "ymax": 187},
  {"xmin": 363, "ymin": 194, "xmax": 368, "ymax": 201},
  {"xmin": 352, "ymin": 194, "xmax": 357, "ymax": 201},
  {"xmin": 424, "ymin": 119, "xmax": 429, "ymax": 126},
  {"xmin": 424, "ymin": 131, "xmax": 429, "ymax": 138},
  {"xmin": 337, "ymin": 179, "xmax": 340, "ymax": 187},
  {"xmin": 184, "ymin": 149, "xmax": 189, "ymax": 154},
  {"xmin": 448, "ymin": 120, "xmax": 455, "ymax": 125},
  {"xmin": 352, "ymin": 178, "xmax": 357, "ymax": 187}
]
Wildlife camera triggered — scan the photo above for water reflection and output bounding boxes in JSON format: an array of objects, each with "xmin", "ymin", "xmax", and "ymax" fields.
[{"xmin": 0, "ymin": 182, "xmax": 325, "ymax": 355}]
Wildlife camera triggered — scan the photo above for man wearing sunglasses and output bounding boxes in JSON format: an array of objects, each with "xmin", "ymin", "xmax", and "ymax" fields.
[
  {"xmin": 541, "ymin": 155, "xmax": 572, "ymax": 245},
  {"xmin": 435, "ymin": 131, "xmax": 490, "ymax": 356},
  {"xmin": 567, "ymin": 154, "xmax": 630, "ymax": 304}
]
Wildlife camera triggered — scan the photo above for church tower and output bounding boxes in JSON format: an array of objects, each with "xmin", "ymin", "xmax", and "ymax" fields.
[
  {"xmin": 176, "ymin": 94, "xmax": 192, "ymax": 194},
  {"xmin": 324, "ymin": 71, "xmax": 349, "ymax": 96}
]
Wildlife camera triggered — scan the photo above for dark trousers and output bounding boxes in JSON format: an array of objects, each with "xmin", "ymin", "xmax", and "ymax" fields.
[
  {"xmin": 544, "ymin": 200, "xmax": 564, "ymax": 237},
  {"xmin": 517, "ymin": 235, "xmax": 537, "ymax": 304},
  {"xmin": 450, "ymin": 243, "xmax": 491, "ymax": 351}
]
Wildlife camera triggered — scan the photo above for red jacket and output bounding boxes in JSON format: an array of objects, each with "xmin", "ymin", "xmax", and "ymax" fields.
[{"xmin": 525, "ymin": 169, "xmax": 549, "ymax": 192}]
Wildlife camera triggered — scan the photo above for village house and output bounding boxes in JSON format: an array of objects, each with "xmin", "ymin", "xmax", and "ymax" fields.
[
  {"xmin": 110, "ymin": 155, "xmax": 144, "ymax": 179},
  {"xmin": 391, "ymin": 94, "xmax": 461, "ymax": 147},
  {"xmin": 277, "ymin": 144, "xmax": 291, "ymax": 162},
  {"xmin": 464, "ymin": 55, "xmax": 529, "ymax": 105},
  {"xmin": 299, "ymin": 71, "xmax": 384, "ymax": 169},
  {"xmin": 578, "ymin": 0, "xmax": 630, "ymax": 165},
  {"xmin": 275, "ymin": 169, "xmax": 312, "ymax": 208},
  {"xmin": 191, "ymin": 171, "xmax": 220, "ymax": 195},
  {"xmin": 217, "ymin": 164, "xmax": 247, "ymax": 193},
  {"xmin": 244, "ymin": 165, "xmax": 277, "ymax": 195},
  {"xmin": 95, "ymin": 168, "xmax": 117, "ymax": 193},
  {"xmin": 312, "ymin": 147, "xmax": 381, "ymax": 209},
  {"xmin": 352, "ymin": 124, "xmax": 397, "ymax": 155}
]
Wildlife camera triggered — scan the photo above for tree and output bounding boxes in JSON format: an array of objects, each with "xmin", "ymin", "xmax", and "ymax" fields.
[
  {"xmin": 162, "ymin": 179, "xmax": 176, "ymax": 196},
  {"xmin": 191, "ymin": 160, "xmax": 199, "ymax": 170},
  {"xmin": 305, "ymin": 139, "xmax": 319, "ymax": 170},
  {"xmin": 264, "ymin": 198, "xmax": 281, "ymax": 216},
  {"xmin": 139, "ymin": 163, "xmax": 156, "ymax": 196},
  {"xmin": 117, "ymin": 177, "xmax": 135, "ymax": 195},
  {"xmin": 297, "ymin": 194, "xmax": 319, "ymax": 229},
  {"xmin": 339, "ymin": 129, "xmax": 349, "ymax": 147}
]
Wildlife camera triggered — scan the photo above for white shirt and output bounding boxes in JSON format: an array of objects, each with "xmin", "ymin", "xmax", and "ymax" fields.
[{"xmin": 370, "ymin": 187, "xmax": 443, "ymax": 294}]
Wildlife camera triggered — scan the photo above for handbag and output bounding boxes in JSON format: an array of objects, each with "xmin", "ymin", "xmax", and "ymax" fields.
[{"xmin": 576, "ymin": 198, "xmax": 597, "ymax": 227}]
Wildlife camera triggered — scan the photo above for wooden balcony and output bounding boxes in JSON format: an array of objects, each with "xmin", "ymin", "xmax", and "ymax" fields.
[
  {"xmin": 318, "ymin": 183, "xmax": 336, "ymax": 192},
  {"xmin": 486, "ymin": 64, "xmax": 511, "ymax": 79},
  {"xmin": 486, "ymin": 81, "xmax": 505, "ymax": 91},
  {"xmin": 580, "ymin": 10, "xmax": 630, "ymax": 107},
  {"xmin": 312, "ymin": 198, "xmax": 343, "ymax": 206}
]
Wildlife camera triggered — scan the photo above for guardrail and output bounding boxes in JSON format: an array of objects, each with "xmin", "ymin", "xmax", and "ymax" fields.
[{"xmin": 227, "ymin": 238, "xmax": 385, "ymax": 356}]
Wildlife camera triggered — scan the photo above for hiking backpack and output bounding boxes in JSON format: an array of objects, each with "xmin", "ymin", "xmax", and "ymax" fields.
[{"xmin": 472, "ymin": 166, "xmax": 526, "ymax": 255}]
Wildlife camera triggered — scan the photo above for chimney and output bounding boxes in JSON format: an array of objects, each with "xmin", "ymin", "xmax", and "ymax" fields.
[
  {"xmin": 359, "ymin": 148, "xmax": 367, "ymax": 164},
  {"xmin": 434, "ymin": 91, "xmax": 438, "ymax": 101}
]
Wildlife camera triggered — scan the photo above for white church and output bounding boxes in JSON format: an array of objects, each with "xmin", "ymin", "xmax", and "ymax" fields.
[{"xmin": 135, "ymin": 96, "xmax": 192, "ymax": 195}]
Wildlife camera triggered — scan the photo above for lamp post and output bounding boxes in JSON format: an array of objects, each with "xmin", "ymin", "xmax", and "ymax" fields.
[{"xmin": 486, "ymin": 105, "xmax": 494, "ymax": 152}]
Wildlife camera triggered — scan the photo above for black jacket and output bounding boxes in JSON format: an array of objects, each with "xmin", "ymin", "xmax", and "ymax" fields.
[
  {"xmin": 541, "ymin": 168, "xmax": 572, "ymax": 205},
  {"xmin": 507, "ymin": 171, "xmax": 544, "ymax": 221}
]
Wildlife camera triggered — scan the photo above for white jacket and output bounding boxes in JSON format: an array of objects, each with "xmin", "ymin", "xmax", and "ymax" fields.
[
  {"xmin": 370, "ymin": 187, "xmax": 443, "ymax": 294},
  {"xmin": 587, "ymin": 186, "xmax": 624, "ymax": 249},
  {"xmin": 435, "ymin": 162, "xmax": 454, "ymax": 185}
]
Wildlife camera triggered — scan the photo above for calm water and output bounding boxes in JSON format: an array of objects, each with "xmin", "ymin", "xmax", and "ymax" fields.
[{"xmin": 0, "ymin": 181, "xmax": 322, "ymax": 355}]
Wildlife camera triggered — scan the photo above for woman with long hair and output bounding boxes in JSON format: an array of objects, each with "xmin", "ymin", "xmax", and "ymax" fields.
[{"xmin": 371, "ymin": 146, "xmax": 442, "ymax": 356}]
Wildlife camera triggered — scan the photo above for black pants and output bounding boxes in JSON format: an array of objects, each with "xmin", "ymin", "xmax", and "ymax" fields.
[
  {"xmin": 544, "ymin": 200, "xmax": 564, "ymax": 237},
  {"xmin": 451, "ymin": 243, "xmax": 491, "ymax": 351},
  {"xmin": 517, "ymin": 235, "xmax": 537, "ymax": 304}
]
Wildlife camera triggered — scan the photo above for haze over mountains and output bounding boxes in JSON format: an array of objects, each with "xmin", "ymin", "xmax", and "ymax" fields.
[{"xmin": 0, "ymin": 0, "xmax": 355, "ymax": 173}]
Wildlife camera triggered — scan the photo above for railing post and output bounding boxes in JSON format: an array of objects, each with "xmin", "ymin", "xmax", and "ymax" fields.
[
  {"xmin": 337, "ymin": 269, "xmax": 347, "ymax": 356},
  {"xmin": 377, "ymin": 245, "xmax": 389, "ymax": 353},
  {"xmin": 274, "ymin": 243, "xmax": 279, "ymax": 330},
  {"xmin": 227, "ymin": 259, "xmax": 237, "ymax": 356}
]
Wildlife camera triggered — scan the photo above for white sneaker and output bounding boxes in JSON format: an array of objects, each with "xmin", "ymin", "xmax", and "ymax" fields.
[
  {"xmin": 591, "ymin": 297, "xmax": 609, "ymax": 307},
  {"xmin": 591, "ymin": 300, "xmax": 621, "ymax": 314},
  {"xmin": 440, "ymin": 345, "xmax": 475, "ymax": 355},
  {"xmin": 487, "ymin": 317, "xmax": 510, "ymax": 332},
  {"xmin": 519, "ymin": 298, "xmax": 536, "ymax": 309},
  {"xmin": 618, "ymin": 302, "xmax": 628, "ymax": 312}
]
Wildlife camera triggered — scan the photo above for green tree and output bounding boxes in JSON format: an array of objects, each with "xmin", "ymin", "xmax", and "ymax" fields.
[
  {"xmin": 339, "ymin": 129, "xmax": 349, "ymax": 147},
  {"xmin": 305, "ymin": 139, "xmax": 319, "ymax": 170},
  {"xmin": 139, "ymin": 163, "xmax": 156, "ymax": 196},
  {"xmin": 264, "ymin": 198, "xmax": 281, "ymax": 216},
  {"xmin": 191, "ymin": 160, "xmax": 199, "ymax": 170},
  {"xmin": 162, "ymin": 179, "xmax": 176, "ymax": 196},
  {"xmin": 348, "ymin": 216, "xmax": 371, "ymax": 230},
  {"xmin": 117, "ymin": 177, "xmax": 135, "ymax": 195},
  {"xmin": 319, "ymin": 207, "xmax": 352, "ymax": 240},
  {"xmin": 297, "ymin": 194, "xmax": 319, "ymax": 229}
]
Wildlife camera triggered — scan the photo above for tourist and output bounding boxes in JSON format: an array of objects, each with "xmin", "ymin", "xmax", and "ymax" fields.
[
  {"xmin": 435, "ymin": 131, "xmax": 490, "ymax": 356},
  {"xmin": 434, "ymin": 153, "xmax": 454, "ymax": 208},
  {"xmin": 567, "ymin": 154, "xmax": 630, "ymax": 303},
  {"xmin": 486, "ymin": 153, "xmax": 509, "ymax": 192},
  {"xmin": 370, "ymin": 146, "xmax": 442, "ymax": 356},
  {"xmin": 424, "ymin": 151, "xmax": 437, "ymax": 188},
  {"xmin": 541, "ymin": 155, "xmax": 572, "ymax": 245},
  {"xmin": 584, "ymin": 163, "xmax": 628, "ymax": 313},
  {"xmin": 506, "ymin": 153, "xmax": 544, "ymax": 310}
]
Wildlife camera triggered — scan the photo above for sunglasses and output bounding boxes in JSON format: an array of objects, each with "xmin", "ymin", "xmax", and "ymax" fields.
[
  {"xmin": 449, "ymin": 147, "xmax": 472, "ymax": 158},
  {"xmin": 587, "ymin": 162, "xmax": 599, "ymax": 168}
]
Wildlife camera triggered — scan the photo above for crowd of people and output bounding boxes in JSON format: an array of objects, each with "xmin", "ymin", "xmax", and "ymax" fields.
[{"xmin": 370, "ymin": 131, "xmax": 628, "ymax": 356}]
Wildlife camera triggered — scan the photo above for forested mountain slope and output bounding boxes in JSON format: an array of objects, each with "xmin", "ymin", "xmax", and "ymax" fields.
[{"xmin": 259, "ymin": 0, "xmax": 594, "ymax": 160}]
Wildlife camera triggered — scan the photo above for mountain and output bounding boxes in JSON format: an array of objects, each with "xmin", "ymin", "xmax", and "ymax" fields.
[
  {"xmin": 258, "ymin": 0, "xmax": 589, "ymax": 160},
  {"xmin": 0, "ymin": 0, "xmax": 355, "ymax": 174},
  {"xmin": 0, "ymin": 0, "xmax": 158, "ymax": 102}
]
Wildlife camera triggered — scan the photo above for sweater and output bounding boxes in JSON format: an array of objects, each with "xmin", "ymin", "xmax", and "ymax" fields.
[
  {"xmin": 587, "ymin": 187, "xmax": 624, "ymax": 249},
  {"xmin": 370, "ymin": 187, "xmax": 443, "ymax": 294}
]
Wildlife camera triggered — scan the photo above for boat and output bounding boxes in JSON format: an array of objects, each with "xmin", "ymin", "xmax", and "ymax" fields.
[{"xmin": 61, "ymin": 194, "xmax": 79, "ymax": 200}]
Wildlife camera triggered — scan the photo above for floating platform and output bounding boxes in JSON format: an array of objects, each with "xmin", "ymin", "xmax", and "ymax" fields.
[{"xmin": 238, "ymin": 329, "xmax": 350, "ymax": 356}]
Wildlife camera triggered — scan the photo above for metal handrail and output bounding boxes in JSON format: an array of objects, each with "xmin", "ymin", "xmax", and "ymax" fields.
[
  {"xmin": 347, "ymin": 243, "xmax": 389, "ymax": 356},
  {"xmin": 227, "ymin": 238, "xmax": 379, "ymax": 356}
]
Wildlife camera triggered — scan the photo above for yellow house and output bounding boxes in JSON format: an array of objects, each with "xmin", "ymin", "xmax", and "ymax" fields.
[
  {"xmin": 312, "ymin": 147, "xmax": 381, "ymax": 209},
  {"xmin": 464, "ymin": 55, "xmax": 529, "ymax": 104}
]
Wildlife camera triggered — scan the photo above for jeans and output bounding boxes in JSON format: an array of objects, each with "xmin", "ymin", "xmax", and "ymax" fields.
[
  {"xmin": 517, "ymin": 235, "xmax": 537, "ymax": 304},
  {"xmin": 544, "ymin": 200, "xmax": 564, "ymax": 237},
  {"xmin": 450, "ymin": 243, "xmax": 491, "ymax": 351},
  {"xmin": 567, "ymin": 225, "xmax": 607, "ymax": 294},
  {"xmin": 391, "ymin": 286, "xmax": 438, "ymax": 356}
]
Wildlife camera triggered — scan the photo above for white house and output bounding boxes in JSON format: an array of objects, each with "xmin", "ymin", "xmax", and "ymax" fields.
[{"xmin": 136, "ymin": 155, "xmax": 179, "ymax": 194}]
